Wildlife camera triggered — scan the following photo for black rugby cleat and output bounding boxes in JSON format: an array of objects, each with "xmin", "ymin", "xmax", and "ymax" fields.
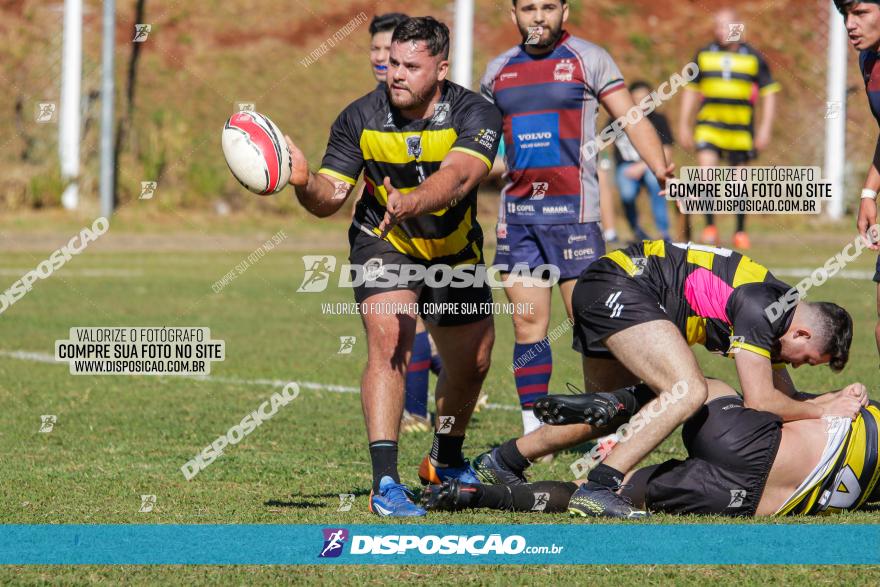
[{"xmin": 533, "ymin": 392, "xmax": 627, "ymax": 427}]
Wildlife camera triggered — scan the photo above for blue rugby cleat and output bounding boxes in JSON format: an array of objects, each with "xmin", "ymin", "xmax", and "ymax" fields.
[
  {"xmin": 418, "ymin": 455, "xmax": 481, "ymax": 485},
  {"xmin": 369, "ymin": 476, "xmax": 427, "ymax": 517}
]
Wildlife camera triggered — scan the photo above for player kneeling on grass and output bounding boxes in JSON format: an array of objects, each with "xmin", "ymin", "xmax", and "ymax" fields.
[
  {"xmin": 285, "ymin": 17, "xmax": 502, "ymax": 517},
  {"xmin": 424, "ymin": 379, "xmax": 880, "ymax": 517},
  {"xmin": 472, "ymin": 240, "xmax": 855, "ymax": 518}
]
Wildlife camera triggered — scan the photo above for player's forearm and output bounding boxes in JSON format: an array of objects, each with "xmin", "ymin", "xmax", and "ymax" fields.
[
  {"xmin": 410, "ymin": 166, "xmax": 473, "ymax": 215},
  {"xmin": 624, "ymin": 121, "xmax": 667, "ymax": 177},
  {"xmin": 756, "ymin": 93, "xmax": 777, "ymax": 138},
  {"xmin": 678, "ymin": 90, "xmax": 699, "ymax": 131},
  {"xmin": 294, "ymin": 172, "xmax": 344, "ymax": 218},
  {"xmin": 743, "ymin": 391, "xmax": 822, "ymax": 422}
]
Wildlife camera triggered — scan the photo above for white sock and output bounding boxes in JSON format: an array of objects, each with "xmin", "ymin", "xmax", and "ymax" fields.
[
  {"xmin": 522, "ymin": 409, "xmax": 543, "ymax": 435},
  {"xmin": 603, "ymin": 228, "xmax": 618, "ymax": 242}
]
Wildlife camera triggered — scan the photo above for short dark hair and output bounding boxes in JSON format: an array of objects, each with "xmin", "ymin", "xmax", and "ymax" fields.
[
  {"xmin": 511, "ymin": 0, "xmax": 567, "ymax": 6},
  {"xmin": 628, "ymin": 80, "xmax": 653, "ymax": 93},
  {"xmin": 810, "ymin": 301, "xmax": 853, "ymax": 372},
  {"xmin": 835, "ymin": 0, "xmax": 880, "ymax": 15},
  {"xmin": 391, "ymin": 16, "xmax": 450, "ymax": 59},
  {"xmin": 369, "ymin": 13, "xmax": 409, "ymax": 36}
]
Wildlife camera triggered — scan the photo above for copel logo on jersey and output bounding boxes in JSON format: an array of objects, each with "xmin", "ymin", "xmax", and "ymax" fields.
[
  {"xmin": 508, "ymin": 202, "xmax": 535, "ymax": 215},
  {"xmin": 319, "ymin": 528, "xmax": 349, "ymax": 558},
  {"xmin": 511, "ymin": 112, "xmax": 560, "ymax": 169}
]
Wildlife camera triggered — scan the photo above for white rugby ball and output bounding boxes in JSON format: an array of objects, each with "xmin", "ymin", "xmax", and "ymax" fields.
[{"xmin": 222, "ymin": 111, "xmax": 291, "ymax": 195}]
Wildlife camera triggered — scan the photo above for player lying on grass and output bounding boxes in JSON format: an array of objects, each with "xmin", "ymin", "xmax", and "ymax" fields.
[
  {"xmin": 471, "ymin": 240, "xmax": 856, "ymax": 518},
  {"xmin": 422, "ymin": 379, "xmax": 880, "ymax": 517}
]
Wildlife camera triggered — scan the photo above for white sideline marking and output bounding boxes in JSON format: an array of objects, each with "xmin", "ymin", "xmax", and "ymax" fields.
[
  {"xmin": 771, "ymin": 268, "xmax": 874, "ymax": 281},
  {"xmin": 0, "ymin": 350, "xmax": 518, "ymax": 411},
  {"xmin": 0, "ymin": 350, "xmax": 57, "ymax": 364}
]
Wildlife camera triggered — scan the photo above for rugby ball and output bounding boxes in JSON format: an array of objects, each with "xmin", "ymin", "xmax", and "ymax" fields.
[{"xmin": 222, "ymin": 111, "xmax": 291, "ymax": 195}]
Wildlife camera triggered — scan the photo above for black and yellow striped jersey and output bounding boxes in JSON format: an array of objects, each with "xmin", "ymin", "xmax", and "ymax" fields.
[
  {"xmin": 319, "ymin": 81, "xmax": 502, "ymax": 263},
  {"xmin": 687, "ymin": 42, "xmax": 781, "ymax": 152},
  {"xmin": 601, "ymin": 241, "xmax": 794, "ymax": 363},
  {"xmin": 777, "ymin": 404, "xmax": 880, "ymax": 516}
]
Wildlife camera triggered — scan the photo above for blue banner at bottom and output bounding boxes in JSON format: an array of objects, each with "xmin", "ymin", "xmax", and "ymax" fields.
[{"xmin": 1, "ymin": 524, "xmax": 878, "ymax": 565}]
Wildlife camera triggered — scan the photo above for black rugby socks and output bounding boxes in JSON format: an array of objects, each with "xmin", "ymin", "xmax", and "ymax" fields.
[
  {"xmin": 369, "ymin": 440, "xmax": 399, "ymax": 492},
  {"xmin": 430, "ymin": 433, "xmax": 465, "ymax": 468},
  {"xmin": 497, "ymin": 438, "xmax": 531, "ymax": 474},
  {"xmin": 588, "ymin": 463, "xmax": 625, "ymax": 489}
]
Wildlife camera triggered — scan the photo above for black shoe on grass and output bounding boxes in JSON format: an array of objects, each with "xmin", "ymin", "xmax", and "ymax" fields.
[
  {"xmin": 473, "ymin": 447, "xmax": 527, "ymax": 486},
  {"xmin": 420, "ymin": 479, "xmax": 480, "ymax": 511},
  {"xmin": 567, "ymin": 482, "xmax": 648, "ymax": 519}
]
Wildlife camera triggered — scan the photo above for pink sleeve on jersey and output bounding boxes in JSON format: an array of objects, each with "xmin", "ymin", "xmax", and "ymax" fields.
[{"xmin": 684, "ymin": 268, "xmax": 734, "ymax": 323}]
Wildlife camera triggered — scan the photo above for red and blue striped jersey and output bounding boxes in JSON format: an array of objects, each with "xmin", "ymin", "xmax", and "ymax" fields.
[
  {"xmin": 860, "ymin": 50, "xmax": 880, "ymax": 127},
  {"xmin": 480, "ymin": 32, "xmax": 625, "ymax": 224}
]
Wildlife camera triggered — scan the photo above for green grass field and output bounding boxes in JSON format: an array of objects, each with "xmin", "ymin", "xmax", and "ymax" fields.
[{"xmin": 2, "ymin": 212, "xmax": 880, "ymax": 584}]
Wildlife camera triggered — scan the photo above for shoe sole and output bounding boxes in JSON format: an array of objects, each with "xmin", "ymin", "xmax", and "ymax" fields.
[
  {"xmin": 418, "ymin": 457, "xmax": 439, "ymax": 486},
  {"xmin": 568, "ymin": 507, "xmax": 647, "ymax": 519},
  {"xmin": 533, "ymin": 394, "xmax": 613, "ymax": 426},
  {"xmin": 370, "ymin": 497, "xmax": 427, "ymax": 517},
  {"xmin": 568, "ymin": 507, "xmax": 587, "ymax": 517},
  {"xmin": 420, "ymin": 455, "xmax": 482, "ymax": 486}
]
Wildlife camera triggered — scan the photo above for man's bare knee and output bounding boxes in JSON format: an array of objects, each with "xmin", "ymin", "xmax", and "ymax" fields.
[
  {"xmin": 365, "ymin": 322, "xmax": 415, "ymax": 373},
  {"xmin": 676, "ymin": 377, "xmax": 708, "ymax": 413}
]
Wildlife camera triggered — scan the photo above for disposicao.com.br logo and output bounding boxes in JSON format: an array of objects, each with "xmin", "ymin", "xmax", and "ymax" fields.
[
  {"xmin": 297, "ymin": 256, "xmax": 560, "ymax": 293},
  {"xmin": 317, "ymin": 528, "xmax": 563, "ymax": 558}
]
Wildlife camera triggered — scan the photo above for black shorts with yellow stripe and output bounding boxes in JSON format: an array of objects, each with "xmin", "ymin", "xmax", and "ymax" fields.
[
  {"xmin": 570, "ymin": 256, "xmax": 671, "ymax": 357},
  {"xmin": 348, "ymin": 225, "xmax": 493, "ymax": 327},
  {"xmin": 695, "ymin": 142, "xmax": 756, "ymax": 166}
]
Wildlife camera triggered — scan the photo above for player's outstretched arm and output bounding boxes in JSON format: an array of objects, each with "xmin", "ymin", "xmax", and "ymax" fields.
[
  {"xmin": 737, "ymin": 352, "xmax": 861, "ymax": 420},
  {"xmin": 284, "ymin": 135, "xmax": 354, "ymax": 218},
  {"xmin": 601, "ymin": 90, "xmax": 674, "ymax": 189},
  {"xmin": 736, "ymin": 351, "xmax": 823, "ymax": 421}
]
